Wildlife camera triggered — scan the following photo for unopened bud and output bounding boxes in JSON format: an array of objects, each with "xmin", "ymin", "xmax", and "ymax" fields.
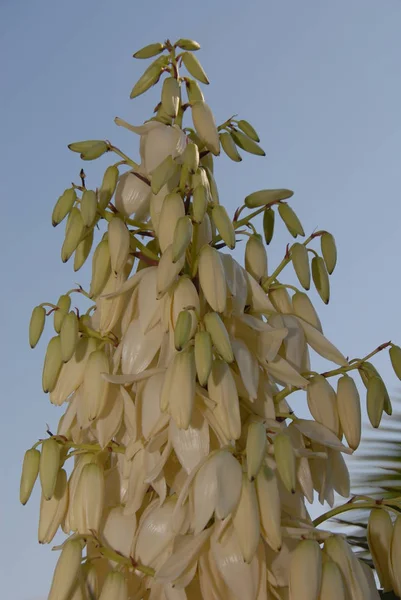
[
  {"xmin": 54, "ymin": 295, "xmax": 71, "ymax": 333},
  {"xmin": 194, "ymin": 331, "xmax": 213, "ymax": 386},
  {"xmin": 198, "ymin": 245, "xmax": 227, "ymax": 313},
  {"xmin": 172, "ymin": 216, "xmax": 193, "ymax": 263},
  {"xmin": 20, "ymin": 448, "xmax": 40, "ymax": 505},
  {"xmin": 192, "ymin": 184, "xmax": 209, "ymax": 223},
  {"xmin": 273, "ymin": 432, "xmax": 296, "ymax": 494},
  {"xmin": 292, "ymin": 291, "xmax": 322, "ymax": 332},
  {"xmin": 174, "ymin": 310, "xmax": 193, "ymax": 351},
  {"xmin": 38, "ymin": 468, "xmax": 68, "ymax": 544},
  {"xmin": 29, "ymin": 306, "xmax": 46, "ymax": 349},
  {"xmin": 367, "ymin": 508, "xmax": 393, "ymax": 592},
  {"xmin": 291, "ymin": 243, "xmax": 310, "ymax": 290},
  {"xmin": 245, "ymin": 234, "xmax": 267, "ymax": 282},
  {"xmin": 68, "ymin": 140, "xmax": 108, "ymax": 161},
  {"xmin": 204, "ymin": 312, "xmax": 233, "ymax": 363},
  {"xmin": 278, "ymin": 203, "xmax": 304, "ymax": 237},
  {"xmin": 311, "ymin": 256, "xmax": 330, "ymax": 304},
  {"xmin": 130, "ymin": 56, "xmax": 168, "ymax": 99},
  {"xmin": 289, "ymin": 540, "xmax": 322, "ymax": 600},
  {"xmin": 263, "ymin": 207, "xmax": 275, "ymax": 245},
  {"xmin": 74, "ymin": 229, "xmax": 94, "ymax": 272},
  {"xmin": 321, "ymin": 232, "xmax": 337, "ymax": 274},
  {"xmin": 182, "ymin": 141, "xmax": 199, "ymax": 173},
  {"xmin": 211, "ymin": 205, "xmax": 235, "ymax": 249},
  {"xmin": 133, "ymin": 42, "xmax": 165, "ymax": 59},
  {"xmin": 89, "ymin": 239, "xmax": 111, "ymax": 298},
  {"xmin": 246, "ymin": 421, "xmax": 267, "ymax": 481},
  {"xmin": 61, "ymin": 207, "xmax": 85, "ymax": 263},
  {"xmin": 336, "ymin": 374, "xmax": 361, "ymax": 450},
  {"xmin": 389, "ymin": 345, "xmax": 401, "ymax": 381},
  {"xmin": 192, "ymin": 102, "xmax": 220, "ymax": 156},
  {"xmin": 186, "ymin": 78, "xmax": 204, "ymax": 103},
  {"xmin": 182, "ymin": 51, "xmax": 209, "ymax": 84},
  {"xmin": 161, "ymin": 76, "xmax": 181, "ymax": 118},
  {"xmin": 60, "ymin": 311, "xmax": 79, "ymax": 363},
  {"xmin": 231, "ymin": 130, "xmax": 265, "ymax": 156},
  {"xmin": 176, "ymin": 38, "xmax": 201, "ymax": 51},
  {"xmin": 99, "ymin": 165, "xmax": 119, "ymax": 210},
  {"xmin": 220, "ymin": 132, "xmax": 242, "ymax": 162},
  {"xmin": 366, "ymin": 375, "xmax": 385, "ymax": 428},
  {"xmin": 42, "ymin": 335, "xmax": 63, "ymax": 393},
  {"xmin": 245, "ymin": 189, "xmax": 293, "ymax": 208},
  {"xmin": 52, "ymin": 188, "xmax": 76, "ymax": 227},
  {"xmin": 237, "ymin": 119, "xmax": 260, "ymax": 142},
  {"xmin": 82, "ymin": 350, "xmax": 110, "ymax": 421},
  {"xmin": 80, "ymin": 190, "xmax": 97, "ymax": 227},
  {"xmin": 39, "ymin": 438, "xmax": 61, "ymax": 500}
]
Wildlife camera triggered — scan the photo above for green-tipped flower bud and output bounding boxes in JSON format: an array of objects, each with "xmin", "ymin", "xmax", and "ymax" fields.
[
  {"xmin": 292, "ymin": 291, "xmax": 322, "ymax": 331},
  {"xmin": 130, "ymin": 56, "xmax": 169, "ymax": 99},
  {"xmin": 61, "ymin": 207, "xmax": 85, "ymax": 263},
  {"xmin": 245, "ymin": 189, "xmax": 293, "ymax": 208},
  {"xmin": 321, "ymin": 232, "xmax": 337, "ymax": 274},
  {"xmin": 367, "ymin": 509, "xmax": 394, "ymax": 592},
  {"xmin": 29, "ymin": 306, "xmax": 46, "ymax": 348},
  {"xmin": 273, "ymin": 432, "xmax": 296, "ymax": 494},
  {"xmin": 186, "ymin": 78, "xmax": 204, "ymax": 103},
  {"xmin": 133, "ymin": 42, "xmax": 165, "ymax": 59},
  {"xmin": 150, "ymin": 155, "xmax": 180, "ymax": 194},
  {"xmin": 68, "ymin": 140, "xmax": 108, "ymax": 161},
  {"xmin": 99, "ymin": 165, "xmax": 119, "ymax": 210},
  {"xmin": 231, "ymin": 130, "xmax": 265, "ymax": 156},
  {"xmin": 237, "ymin": 119, "xmax": 260, "ymax": 142},
  {"xmin": 192, "ymin": 184, "xmax": 209, "ymax": 223},
  {"xmin": 200, "ymin": 152, "xmax": 214, "ymax": 172},
  {"xmin": 219, "ymin": 132, "xmax": 242, "ymax": 162},
  {"xmin": 359, "ymin": 362, "xmax": 392, "ymax": 416},
  {"xmin": 174, "ymin": 310, "xmax": 193, "ymax": 351},
  {"xmin": 74, "ymin": 229, "xmax": 94, "ymax": 272},
  {"xmin": 172, "ymin": 216, "xmax": 193, "ymax": 263},
  {"xmin": 211, "ymin": 205, "xmax": 235, "ymax": 249},
  {"xmin": 42, "ymin": 336, "xmax": 63, "ymax": 393},
  {"xmin": 52, "ymin": 188, "xmax": 76, "ymax": 227},
  {"xmin": 175, "ymin": 38, "xmax": 201, "ymax": 51},
  {"xmin": 389, "ymin": 345, "xmax": 401, "ymax": 381},
  {"xmin": 192, "ymin": 102, "xmax": 220, "ymax": 156},
  {"xmin": 205, "ymin": 167, "xmax": 219, "ymax": 203},
  {"xmin": 246, "ymin": 422, "xmax": 267, "ymax": 481},
  {"xmin": 90, "ymin": 239, "xmax": 111, "ymax": 298},
  {"xmin": 291, "ymin": 243, "xmax": 310, "ymax": 290},
  {"xmin": 278, "ymin": 203, "xmax": 305, "ymax": 237},
  {"xmin": 161, "ymin": 76, "xmax": 181, "ymax": 118},
  {"xmin": 204, "ymin": 311, "xmax": 234, "ymax": 363},
  {"xmin": 366, "ymin": 376, "xmax": 385, "ymax": 428},
  {"xmin": 39, "ymin": 438, "xmax": 61, "ymax": 500},
  {"xmin": 263, "ymin": 207, "xmax": 275, "ymax": 245},
  {"xmin": 182, "ymin": 52, "xmax": 209, "ymax": 84},
  {"xmin": 182, "ymin": 141, "xmax": 199, "ymax": 174},
  {"xmin": 20, "ymin": 448, "xmax": 40, "ymax": 505},
  {"xmin": 54, "ymin": 294, "xmax": 71, "ymax": 333},
  {"xmin": 245, "ymin": 234, "xmax": 267, "ymax": 282},
  {"xmin": 80, "ymin": 190, "xmax": 97, "ymax": 227},
  {"xmin": 60, "ymin": 311, "xmax": 79, "ymax": 363},
  {"xmin": 194, "ymin": 331, "xmax": 213, "ymax": 386},
  {"xmin": 311, "ymin": 256, "xmax": 330, "ymax": 304}
]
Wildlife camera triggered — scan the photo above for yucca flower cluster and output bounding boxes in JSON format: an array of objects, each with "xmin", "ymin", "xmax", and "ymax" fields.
[{"xmin": 21, "ymin": 38, "xmax": 401, "ymax": 600}]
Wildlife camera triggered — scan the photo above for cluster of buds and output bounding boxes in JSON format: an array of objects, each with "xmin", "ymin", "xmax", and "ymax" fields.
[{"xmin": 22, "ymin": 37, "xmax": 401, "ymax": 600}]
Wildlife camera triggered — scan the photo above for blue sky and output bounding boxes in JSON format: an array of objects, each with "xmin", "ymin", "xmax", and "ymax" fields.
[{"xmin": 1, "ymin": 0, "xmax": 401, "ymax": 598}]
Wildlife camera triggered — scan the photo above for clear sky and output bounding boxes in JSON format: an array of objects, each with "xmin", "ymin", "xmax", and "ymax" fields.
[{"xmin": 1, "ymin": 0, "xmax": 401, "ymax": 598}]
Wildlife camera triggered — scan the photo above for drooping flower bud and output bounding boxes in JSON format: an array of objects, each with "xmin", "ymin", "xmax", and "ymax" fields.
[
  {"xmin": 108, "ymin": 217, "xmax": 130, "ymax": 274},
  {"xmin": 20, "ymin": 448, "xmax": 40, "ymax": 505},
  {"xmin": 278, "ymin": 203, "xmax": 305, "ymax": 237},
  {"xmin": 246, "ymin": 421, "xmax": 267, "ymax": 481},
  {"xmin": 172, "ymin": 216, "xmax": 193, "ymax": 263},
  {"xmin": 38, "ymin": 468, "xmax": 68, "ymax": 543},
  {"xmin": 80, "ymin": 190, "xmax": 97, "ymax": 227},
  {"xmin": 220, "ymin": 132, "xmax": 242, "ymax": 162},
  {"xmin": 29, "ymin": 306, "xmax": 46, "ymax": 348},
  {"xmin": 367, "ymin": 508, "xmax": 393, "ymax": 592},
  {"xmin": 39, "ymin": 438, "xmax": 61, "ymax": 500},
  {"xmin": 89, "ymin": 238, "xmax": 111, "ymax": 298},
  {"xmin": 161, "ymin": 76, "xmax": 181, "ymax": 118},
  {"xmin": 311, "ymin": 256, "xmax": 330, "ymax": 304},
  {"xmin": 245, "ymin": 234, "xmax": 267, "ymax": 282},
  {"xmin": 73, "ymin": 462, "xmax": 105, "ymax": 534},
  {"xmin": 182, "ymin": 52, "xmax": 209, "ymax": 84},
  {"xmin": 99, "ymin": 165, "xmax": 119, "ymax": 210},
  {"xmin": 289, "ymin": 540, "xmax": 322, "ymax": 600},
  {"xmin": 60, "ymin": 311, "xmax": 79, "ymax": 363},
  {"xmin": 204, "ymin": 312, "xmax": 234, "ymax": 363},
  {"xmin": 245, "ymin": 188, "xmax": 293, "ymax": 208},
  {"xmin": 174, "ymin": 309, "xmax": 193, "ymax": 351},
  {"xmin": 133, "ymin": 42, "xmax": 165, "ymax": 59},
  {"xmin": 158, "ymin": 192, "xmax": 185, "ymax": 253},
  {"xmin": 336, "ymin": 374, "xmax": 361, "ymax": 450},
  {"xmin": 191, "ymin": 102, "xmax": 220, "ymax": 156},
  {"xmin": 194, "ymin": 331, "xmax": 213, "ymax": 386},
  {"xmin": 42, "ymin": 335, "xmax": 63, "ymax": 393},
  {"xmin": 52, "ymin": 188, "xmax": 76, "ymax": 227},
  {"xmin": 273, "ymin": 432, "xmax": 296, "ymax": 494},
  {"xmin": 232, "ymin": 475, "xmax": 260, "ymax": 563},
  {"xmin": 321, "ymin": 232, "xmax": 337, "ymax": 274},
  {"xmin": 263, "ymin": 207, "xmax": 275, "ymax": 244},
  {"xmin": 198, "ymin": 245, "xmax": 227, "ymax": 313},
  {"xmin": 291, "ymin": 242, "xmax": 310, "ymax": 290},
  {"xmin": 99, "ymin": 571, "xmax": 128, "ymax": 600},
  {"xmin": 61, "ymin": 207, "xmax": 85, "ymax": 263}
]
